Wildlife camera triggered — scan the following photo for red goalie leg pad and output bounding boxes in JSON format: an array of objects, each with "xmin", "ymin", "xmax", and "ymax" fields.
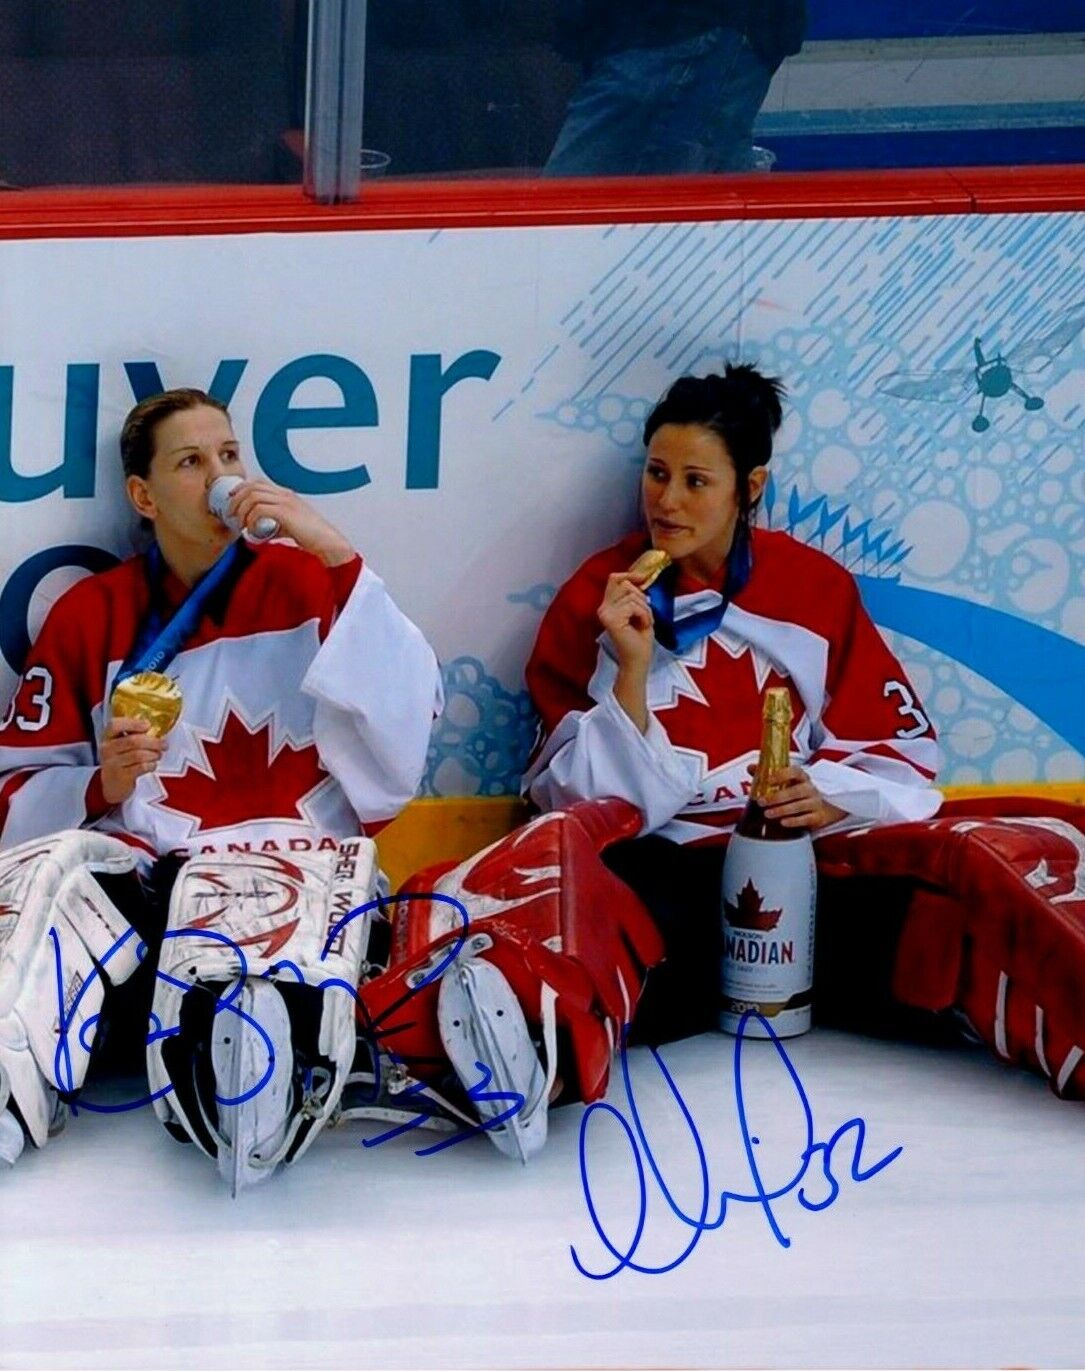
[
  {"xmin": 889, "ymin": 889, "xmax": 966, "ymax": 1012},
  {"xmin": 818, "ymin": 800, "xmax": 1085, "ymax": 1101},
  {"xmin": 356, "ymin": 800, "xmax": 664, "ymax": 1102},
  {"xmin": 956, "ymin": 948, "xmax": 1085, "ymax": 1099}
]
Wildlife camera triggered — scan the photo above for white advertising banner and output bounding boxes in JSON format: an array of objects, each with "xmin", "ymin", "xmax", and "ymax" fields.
[{"xmin": 2, "ymin": 213, "xmax": 1084, "ymax": 794}]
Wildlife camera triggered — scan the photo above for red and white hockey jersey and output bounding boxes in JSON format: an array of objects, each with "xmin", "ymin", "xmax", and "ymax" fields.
[
  {"xmin": 524, "ymin": 529, "xmax": 942, "ymax": 844},
  {"xmin": 0, "ymin": 542, "xmax": 442, "ymax": 861}
]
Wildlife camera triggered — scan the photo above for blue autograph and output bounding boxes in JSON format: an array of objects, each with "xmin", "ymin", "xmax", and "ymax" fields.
[
  {"xmin": 49, "ymin": 890, "xmax": 525, "ymax": 1154},
  {"xmin": 572, "ymin": 1013, "xmax": 903, "ymax": 1278}
]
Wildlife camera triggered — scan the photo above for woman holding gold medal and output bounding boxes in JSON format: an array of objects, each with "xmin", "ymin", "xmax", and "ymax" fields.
[
  {"xmin": 0, "ymin": 388, "xmax": 442, "ymax": 1181},
  {"xmin": 99, "ymin": 390, "xmax": 368, "ymax": 812},
  {"xmin": 524, "ymin": 365, "xmax": 943, "ymax": 1042},
  {"xmin": 1, "ymin": 388, "xmax": 440, "ymax": 856}
]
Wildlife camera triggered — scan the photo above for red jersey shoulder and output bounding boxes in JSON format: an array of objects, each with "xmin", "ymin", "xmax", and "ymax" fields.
[
  {"xmin": 34, "ymin": 556, "xmax": 150, "ymax": 662},
  {"xmin": 244, "ymin": 541, "xmax": 329, "ymax": 585},
  {"xmin": 223, "ymin": 543, "xmax": 346, "ymax": 634},
  {"xmin": 34, "ymin": 546, "xmax": 343, "ymax": 665},
  {"xmin": 47, "ymin": 556, "xmax": 146, "ymax": 617},
  {"xmin": 740, "ymin": 529, "xmax": 859, "ymax": 631}
]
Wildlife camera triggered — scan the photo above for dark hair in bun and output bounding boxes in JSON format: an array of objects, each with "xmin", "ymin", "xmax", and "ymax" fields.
[{"xmin": 642, "ymin": 363, "xmax": 786, "ymax": 483}]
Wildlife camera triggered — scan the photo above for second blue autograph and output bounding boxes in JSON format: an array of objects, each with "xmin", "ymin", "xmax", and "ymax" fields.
[{"xmin": 573, "ymin": 1013, "xmax": 903, "ymax": 1277}]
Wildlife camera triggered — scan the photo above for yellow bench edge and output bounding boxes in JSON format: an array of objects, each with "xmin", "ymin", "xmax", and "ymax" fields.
[{"xmin": 373, "ymin": 783, "xmax": 1085, "ymax": 890}]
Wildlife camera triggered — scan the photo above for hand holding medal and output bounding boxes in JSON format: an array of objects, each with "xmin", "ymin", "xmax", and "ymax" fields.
[
  {"xmin": 597, "ymin": 549, "xmax": 672, "ymax": 671},
  {"xmin": 100, "ymin": 668, "xmax": 181, "ymax": 806},
  {"xmin": 627, "ymin": 548, "xmax": 672, "ymax": 589},
  {"xmin": 110, "ymin": 671, "xmax": 183, "ymax": 738}
]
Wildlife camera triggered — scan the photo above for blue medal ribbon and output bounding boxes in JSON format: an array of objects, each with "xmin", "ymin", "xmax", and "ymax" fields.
[
  {"xmin": 115, "ymin": 540, "xmax": 243, "ymax": 685},
  {"xmin": 646, "ymin": 525, "xmax": 753, "ymax": 654}
]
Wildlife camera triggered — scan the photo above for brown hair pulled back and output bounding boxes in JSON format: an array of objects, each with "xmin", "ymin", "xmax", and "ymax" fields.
[{"xmin": 120, "ymin": 388, "xmax": 231, "ymax": 481}]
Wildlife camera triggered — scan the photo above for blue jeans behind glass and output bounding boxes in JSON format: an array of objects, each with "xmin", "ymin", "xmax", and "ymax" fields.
[{"xmin": 544, "ymin": 26, "xmax": 774, "ymax": 177}]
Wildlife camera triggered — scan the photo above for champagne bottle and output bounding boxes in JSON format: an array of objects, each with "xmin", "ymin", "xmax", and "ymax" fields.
[{"xmin": 719, "ymin": 686, "xmax": 817, "ymax": 1038}]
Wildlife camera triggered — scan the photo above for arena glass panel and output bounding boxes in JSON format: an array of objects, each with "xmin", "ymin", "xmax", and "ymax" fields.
[
  {"xmin": 0, "ymin": 0, "xmax": 300, "ymax": 189},
  {"xmin": 354, "ymin": 0, "xmax": 1084, "ymax": 187},
  {"xmin": 0, "ymin": 2, "xmax": 1080, "ymax": 196}
]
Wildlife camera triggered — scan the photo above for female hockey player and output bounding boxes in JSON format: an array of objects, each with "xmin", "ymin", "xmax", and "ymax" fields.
[
  {"xmin": 0, "ymin": 387, "xmax": 440, "ymax": 855},
  {"xmin": 0, "ymin": 388, "xmax": 442, "ymax": 1183},
  {"xmin": 523, "ymin": 365, "xmax": 943, "ymax": 1041},
  {"xmin": 333, "ymin": 363, "xmax": 1084, "ymax": 1161}
]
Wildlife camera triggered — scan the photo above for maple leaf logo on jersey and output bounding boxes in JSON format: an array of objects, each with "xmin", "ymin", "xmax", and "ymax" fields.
[
  {"xmin": 156, "ymin": 708, "xmax": 329, "ymax": 832},
  {"xmin": 723, "ymin": 878, "xmax": 782, "ymax": 931},
  {"xmin": 652, "ymin": 636, "xmax": 803, "ymax": 775}
]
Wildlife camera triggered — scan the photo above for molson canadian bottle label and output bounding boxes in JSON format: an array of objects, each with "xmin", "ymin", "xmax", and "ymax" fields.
[
  {"xmin": 719, "ymin": 831, "xmax": 816, "ymax": 1038},
  {"xmin": 719, "ymin": 685, "xmax": 818, "ymax": 1039}
]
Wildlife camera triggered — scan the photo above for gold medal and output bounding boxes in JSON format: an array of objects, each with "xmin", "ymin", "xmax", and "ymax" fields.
[
  {"xmin": 628, "ymin": 548, "xmax": 672, "ymax": 589},
  {"xmin": 110, "ymin": 671, "xmax": 183, "ymax": 738}
]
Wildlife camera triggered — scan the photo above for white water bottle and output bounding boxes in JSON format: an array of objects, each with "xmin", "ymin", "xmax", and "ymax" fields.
[{"xmin": 207, "ymin": 475, "xmax": 279, "ymax": 542}]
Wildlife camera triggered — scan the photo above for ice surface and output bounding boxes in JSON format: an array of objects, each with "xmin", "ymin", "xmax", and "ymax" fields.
[{"xmin": 2, "ymin": 1028, "xmax": 1083, "ymax": 1370}]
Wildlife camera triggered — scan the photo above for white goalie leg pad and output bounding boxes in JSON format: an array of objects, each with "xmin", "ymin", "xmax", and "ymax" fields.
[
  {"xmin": 210, "ymin": 978, "xmax": 295, "ymax": 1196},
  {"xmin": 437, "ymin": 952, "xmax": 558, "ymax": 1163},
  {"xmin": 147, "ymin": 840, "xmax": 377, "ymax": 1189},
  {"xmin": 0, "ymin": 831, "xmax": 142, "ymax": 1152}
]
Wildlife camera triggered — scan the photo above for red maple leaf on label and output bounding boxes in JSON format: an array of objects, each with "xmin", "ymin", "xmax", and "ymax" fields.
[
  {"xmin": 723, "ymin": 878, "xmax": 782, "ymax": 931},
  {"xmin": 653, "ymin": 637, "xmax": 803, "ymax": 774},
  {"xmin": 157, "ymin": 709, "xmax": 329, "ymax": 832}
]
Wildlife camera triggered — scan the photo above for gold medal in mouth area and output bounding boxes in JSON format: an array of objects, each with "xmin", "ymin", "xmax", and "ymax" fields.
[
  {"xmin": 628, "ymin": 548, "xmax": 672, "ymax": 589},
  {"xmin": 110, "ymin": 671, "xmax": 183, "ymax": 738}
]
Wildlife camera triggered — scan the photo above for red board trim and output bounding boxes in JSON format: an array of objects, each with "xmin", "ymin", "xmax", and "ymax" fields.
[{"xmin": 0, "ymin": 166, "xmax": 1082, "ymax": 240}]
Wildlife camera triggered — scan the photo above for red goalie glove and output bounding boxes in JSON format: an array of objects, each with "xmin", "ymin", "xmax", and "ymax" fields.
[{"xmin": 356, "ymin": 799, "xmax": 664, "ymax": 1103}]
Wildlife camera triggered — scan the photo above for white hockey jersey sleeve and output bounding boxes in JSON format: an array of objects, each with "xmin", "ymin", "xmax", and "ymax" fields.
[
  {"xmin": 523, "ymin": 638, "xmax": 696, "ymax": 835},
  {"xmin": 303, "ymin": 564, "xmax": 443, "ymax": 822},
  {"xmin": 524, "ymin": 691, "xmax": 696, "ymax": 835}
]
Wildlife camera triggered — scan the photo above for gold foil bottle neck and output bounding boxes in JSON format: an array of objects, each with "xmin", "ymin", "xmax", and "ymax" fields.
[
  {"xmin": 750, "ymin": 687, "xmax": 793, "ymax": 802},
  {"xmin": 762, "ymin": 685, "xmax": 792, "ymax": 723}
]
